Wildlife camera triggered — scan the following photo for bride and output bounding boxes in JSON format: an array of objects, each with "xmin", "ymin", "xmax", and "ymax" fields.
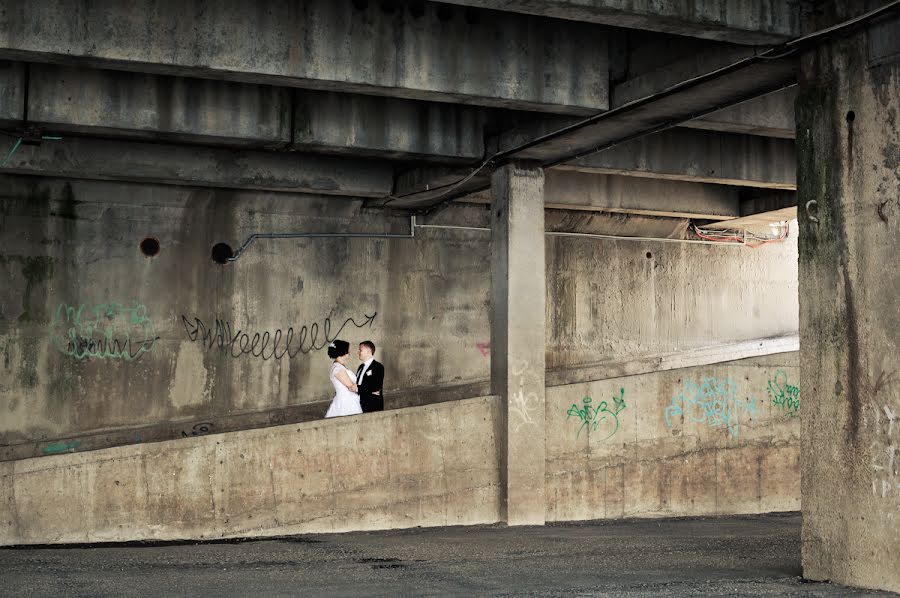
[{"xmin": 325, "ymin": 339, "xmax": 362, "ymax": 418}]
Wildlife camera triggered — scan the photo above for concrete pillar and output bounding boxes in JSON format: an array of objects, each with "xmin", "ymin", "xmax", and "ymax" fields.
[
  {"xmin": 798, "ymin": 5, "xmax": 900, "ymax": 593},
  {"xmin": 490, "ymin": 162, "xmax": 546, "ymax": 526}
]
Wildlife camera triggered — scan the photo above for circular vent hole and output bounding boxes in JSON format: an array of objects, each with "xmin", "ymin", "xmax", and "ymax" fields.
[
  {"xmin": 140, "ymin": 237, "xmax": 160, "ymax": 257},
  {"xmin": 211, "ymin": 243, "xmax": 234, "ymax": 264}
]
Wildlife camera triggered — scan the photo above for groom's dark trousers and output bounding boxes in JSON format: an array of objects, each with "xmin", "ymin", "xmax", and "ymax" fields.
[{"xmin": 356, "ymin": 360, "xmax": 385, "ymax": 413}]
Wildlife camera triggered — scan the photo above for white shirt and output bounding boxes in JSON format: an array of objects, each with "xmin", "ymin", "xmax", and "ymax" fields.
[{"xmin": 357, "ymin": 357, "xmax": 374, "ymax": 383}]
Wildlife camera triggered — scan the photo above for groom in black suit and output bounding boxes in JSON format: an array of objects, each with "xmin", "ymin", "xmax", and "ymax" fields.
[{"xmin": 356, "ymin": 340, "xmax": 385, "ymax": 413}]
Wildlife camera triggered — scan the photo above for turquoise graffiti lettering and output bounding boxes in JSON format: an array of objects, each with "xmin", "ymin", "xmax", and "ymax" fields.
[
  {"xmin": 768, "ymin": 370, "xmax": 800, "ymax": 416},
  {"xmin": 664, "ymin": 377, "xmax": 756, "ymax": 438},
  {"xmin": 41, "ymin": 440, "xmax": 81, "ymax": 455},
  {"xmin": 567, "ymin": 388, "xmax": 626, "ymax": 440},
  {"xmin": 49, "ymin": 302, "xmax": 159, "ymax": 361}
]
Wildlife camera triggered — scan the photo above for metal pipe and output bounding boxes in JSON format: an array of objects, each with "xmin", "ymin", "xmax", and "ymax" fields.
[
  {"xmin": 227, "ymin": 215, "xmax": 416, "ymax": 262},
  {"xmin": 413, "ymin": 223, "xmax": 776, "ymax": 247}
]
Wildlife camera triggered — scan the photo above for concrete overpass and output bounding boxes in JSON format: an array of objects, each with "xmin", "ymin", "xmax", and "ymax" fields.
[{"xmin": 0, "ymin": 0, "xmax": 898, "ymax": 592}]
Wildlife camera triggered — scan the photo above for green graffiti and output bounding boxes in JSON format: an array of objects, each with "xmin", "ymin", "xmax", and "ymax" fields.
[
  {"xmin": 768, "ymin": 370, "xmax": 800, "ymax": 416},
  {"xmin": 49, "ymin": 302, "xmax": 159, "ymax": 361},
  {"xmin": 567, "ymin": 388, "xmax": 626, "ymax": 440},
  {"xmin": 41, "ymin": 440, "xmax": 81, "ymax": 455}
]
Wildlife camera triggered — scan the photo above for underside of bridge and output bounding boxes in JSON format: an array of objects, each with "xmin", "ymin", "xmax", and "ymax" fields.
[{"xmin": 0, "ymin": 0, "xmax": 898, "ymax": 592}]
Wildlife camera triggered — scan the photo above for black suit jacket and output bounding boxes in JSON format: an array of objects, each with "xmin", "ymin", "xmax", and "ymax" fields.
[{"xmin": 356, "ymin": 360, "xmax": 385, "ymax": 413}]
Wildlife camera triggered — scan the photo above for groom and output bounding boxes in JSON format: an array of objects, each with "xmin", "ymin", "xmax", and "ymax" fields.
[{"xmin": 356, "ymin": 340, "xmax": 385, "ymax": 413}]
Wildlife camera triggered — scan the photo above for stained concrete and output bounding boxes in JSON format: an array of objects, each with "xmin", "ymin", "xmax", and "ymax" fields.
[
  {"xmin": 293, "ymin": 90, "xmax": 485, "ymax": 161},
  {"xmin": 434, "ymin": 0, "xmax": 800, "ymax": 44},
  {"xmin": 0, "ymin": 0, "xmax": 609, "ymax": 114},
  {"xmin": 0, "ymin": 60, "xmax": 23, "ymax": 125},
  {"xmin": 797, "ymin": 5, "xmax": 900, "ymax": 593},
  {"xmin": 561, "ymin": 129, "xmax": 797, "ymax": 189},
  {"xmin": 0, "ymin": 175, "xmax": 799, "ymax": 453},
  {"xmin": 547, "ymin": 353, "xmax": 801, "ymax": 522},
  {"xmin": 0, "ymin": 397, "xmax": 503, "ymax": 545},
  {"xmin": 3, "ymin": 514, "xmax": 894, "ymax": 597},
  {"xmin": 27, "ymin": 64, "xmax": 292, "ymax": 148},
  {"xmin": 0, "ymin": 136, "xmax": 393, "ymax": 195},
  {"xmin": 684, "ymin": 87, "xmax": 797, "ymax": 139}
]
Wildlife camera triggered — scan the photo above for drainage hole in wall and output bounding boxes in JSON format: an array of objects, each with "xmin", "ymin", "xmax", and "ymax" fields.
[
  {"xmin": 846, "ymin": 110, "xmax": 856, "ymax": 123},
  {"xmin": 646, "ymin": 251, "xmax": 652, "ymax": 259},
  {"xmin": 140, "ymin": 237, "xmax": 160, "ymax": 257},
  {"xmin": 211, "ymin": 242, "xmax": 234, "ymax": 264}
]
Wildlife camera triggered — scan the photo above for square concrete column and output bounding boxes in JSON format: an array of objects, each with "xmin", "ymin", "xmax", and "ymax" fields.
[
  {"xmin": 798, "ymin": 6, "xmax": 900, "ymax": 593},
  {"xmin": 490, "ymin": 161, "xmax": 546, "ymax": 526}
]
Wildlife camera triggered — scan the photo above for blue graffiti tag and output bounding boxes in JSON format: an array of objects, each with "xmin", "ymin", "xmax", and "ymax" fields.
[{"xmin": 664, "ymin": 377, "xmax": 756, "ymax": 438}]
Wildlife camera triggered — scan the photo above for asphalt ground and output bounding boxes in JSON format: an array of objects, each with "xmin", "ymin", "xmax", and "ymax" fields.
[{"xmin": 1, "ymin": 513, "xmax": 896, "ymax": 597}]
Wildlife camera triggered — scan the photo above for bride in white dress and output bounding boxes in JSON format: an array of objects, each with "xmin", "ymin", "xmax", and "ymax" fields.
[{"xmin": 325, "ymin": 339, "xmax": 362, "ymax": 418}]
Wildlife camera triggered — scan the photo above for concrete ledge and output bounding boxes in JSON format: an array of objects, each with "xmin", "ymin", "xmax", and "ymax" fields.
[
  {"xmin": 0, "ymin": 0, "xmax": 609, "ymax": 114},
  {"xmin": 0, "ymin": 136, "xmax": 393, "ymax": 196},
  {"xmin": 0, "ymin": 396, "xmax": 503, "ymax": 545}
]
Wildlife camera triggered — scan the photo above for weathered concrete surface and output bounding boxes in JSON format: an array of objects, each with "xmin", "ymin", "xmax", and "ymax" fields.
[
  {"xmin": 27, "ymin": 64, "xmax": 292, "ymax": 148},
  {"xmin": 0, "ymin": 0, "xmax": 609, "ymax": 114},
  {"xmin": 562, "ymin": 129, "xmax": 797, "ymax": 189},
  {"xmin": 547, "ymin": 353, "xmax": 801, "ymax": 521},
  {"xmin": 798, "ymin": 8, "xmax": 900, "ymax": 593},
  {"xmin": 434, "ymin": 0, "xmax": 799, "ymax": 44},
  {"xmin": 7, "ymin": 515, "xmax": 894, "ymax": 597},
  {"xmin": 544, "ymin": 227, "xmax": 798, "ymax": 369},
  {"xmin": 0, "ymin": 136, "xmax": 393, "ymax": 195},
  {"xmin": 683, "ymin": 87, "xmax": 797, "ymax": 139},
  {"xmin": 294, "ymin": 90, "xmax": 484, "ymax": 160},
  {"xmin": 0, "ymin": 396, "xmax": 502, "ymax": 545},
  {"xmin": 0, "ymin": 175, "xmax": 799, "ymax": 455},
  {"xmin": 491, "ymin": 163, "xmax": 546, "ymax": 525},
  {"xmin": 469, "ymin": 171, "xmax": 742, "ymax": 220},
  {"xmin": 0, "ymin": 60, "xmax": 23, "ymax": 125}
]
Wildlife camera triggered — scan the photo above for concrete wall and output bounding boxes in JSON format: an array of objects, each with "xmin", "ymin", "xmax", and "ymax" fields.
[
  {"xmin": 0, "ymin": 174, "xmax": 799, "ymax": 456},
  {"xmin": 798, "ymin": 8, "xmax": 900, "ymax": 593},
  {"xmin": 0, "ymin": 396, "xmax": 503, "ymax": 544},
  {"xmin": 0, "ymin": 351, "xmax": 802, "ymax": 545},
  {"xmin": 546, "ymin": 353, "xmax": 800, "ymax": 521}
]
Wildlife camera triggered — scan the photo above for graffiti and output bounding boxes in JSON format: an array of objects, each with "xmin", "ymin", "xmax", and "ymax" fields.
[
  {"xmin": 869, "ymin": 401, "xmax": 900, "ymax": 499},
  {"xmin": 181, "ymin": 422, "xmax": 214, "ymax": 438},
  {"xmin": 180, "ymin": 312, "xmax": 376, "ymax": 360},
  {"xmin": 41, "ymin": 440, "xmax": 80, "ymax": 455},
  {"xmin": 664, "ymin": 377, "xmax": 757, "ymax": 438},
  {"xmin": 476, "ymin": 341, "xmax": 490, "ymax": 356},
  {"xmin": 567, "ymin": 388, "xmax": 627, "ymax": 440},
  {"xmin": 49, "ymin": 302, "xmax": 159, "ymax": 361},
  {"xmin": 767, "ymin": 370, "xmax": 800, "ymax": 416}
]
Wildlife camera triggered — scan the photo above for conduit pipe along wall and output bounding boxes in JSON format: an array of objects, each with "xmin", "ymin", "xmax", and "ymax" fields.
[
  {"xmin": 223, "ymin": 215, "xmax": 790, "ymax": 262},
  {"xmin": 224, "ymin": 215, "xmax": 418, "ymax": 262}
]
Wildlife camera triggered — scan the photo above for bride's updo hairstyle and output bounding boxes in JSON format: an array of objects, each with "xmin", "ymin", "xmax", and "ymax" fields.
[{"xmin": 327, "ymin": 339, "xmax": 350, "ymax": 359}]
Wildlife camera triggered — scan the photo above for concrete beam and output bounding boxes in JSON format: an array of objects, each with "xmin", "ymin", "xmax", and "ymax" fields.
[
  {"xmin": 0, "ymin": 60, "xmax": 24, "ymax": 125},
  {"xmin": 561, "ymin": 129, "xmax": 796, "ymax": 189},
  {"xmin": 0, "ymin": 0, "xmax": 609, "ymax": 115},
  {"xmin": 25, "ymin": 63, "xmax": 485, "ymax": 160},
  {"xmin": 683, "ymin": 87, "xmax": 796, "ymax": 139},
  {"xmin": 393, "ymin": 47, "xmax": 796, "ymax": 210},
  {"xmin": 462, "ymin": 171, "xmax": 741, "ymax": 219},
  {"xmin": 0, "ymin": 136, "xmax": 392, "ymax": 196},
  {"xmin": 294, "ymin": 91, "xmax": 485, "ymax": 161},
  {"xmin": 27, "ymin": 64, "xmax": 292, "ymax": 148},
  {"xmin": 433, "ymin": 0, "xmax": 799, "ymax": 44}
]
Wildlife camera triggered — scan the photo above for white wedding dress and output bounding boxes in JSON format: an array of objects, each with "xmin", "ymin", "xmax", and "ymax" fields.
[{"xmin": 325, "ymin": 362, "xmax": 362, "ymax": 418}]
